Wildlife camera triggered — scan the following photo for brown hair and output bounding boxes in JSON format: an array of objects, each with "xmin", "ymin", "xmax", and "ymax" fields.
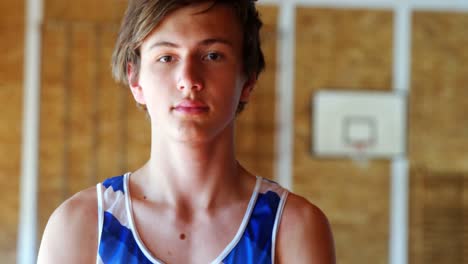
[{"xmin": 111, "ymin": 0, "xmax": 265, "ymax": 112}]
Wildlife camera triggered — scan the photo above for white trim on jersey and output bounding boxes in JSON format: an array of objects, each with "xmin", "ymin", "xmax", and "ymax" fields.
[{"xmin": 271, "ymin": 190, "xmax": 289, "ymax": 263}]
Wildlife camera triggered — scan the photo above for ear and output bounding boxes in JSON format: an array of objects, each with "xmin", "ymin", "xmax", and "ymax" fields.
[
  {"xmin": 240, "ymin": 75, "xmax": 256, "ymax": 103},
  {"xmin": 127, "ymin": 63, "xmax": 146, "ymax": 105}
]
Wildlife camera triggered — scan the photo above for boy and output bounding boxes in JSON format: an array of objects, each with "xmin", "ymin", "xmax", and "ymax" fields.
[{"xmin": 37, "ymin": 1, "xmax": 335, "ymax": 263}]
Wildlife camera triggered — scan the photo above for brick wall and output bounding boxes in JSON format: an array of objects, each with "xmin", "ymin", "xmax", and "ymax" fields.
[{"xmin": 0, "ymin": 1, "xmax": 24, "ymax": 263}]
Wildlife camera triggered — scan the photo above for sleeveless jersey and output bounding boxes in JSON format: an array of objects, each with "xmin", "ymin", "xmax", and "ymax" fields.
[{"xmin": 95, "ymin": 173, "xmax": 289, "ymax": 264}]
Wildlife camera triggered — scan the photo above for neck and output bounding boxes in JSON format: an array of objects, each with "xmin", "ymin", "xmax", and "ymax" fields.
[{"xmin": 138, "ymin": 124, "xmax": 243, "ymax": 209}]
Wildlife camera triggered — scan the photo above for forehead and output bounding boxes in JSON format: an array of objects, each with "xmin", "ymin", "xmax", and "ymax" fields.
[{"xmin": 140, "ymin": 3, "xmax": 243, "ymax": 51}]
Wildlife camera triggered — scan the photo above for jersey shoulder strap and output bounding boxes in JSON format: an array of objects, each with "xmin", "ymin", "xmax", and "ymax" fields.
[
  {"xmin": 96, "ymin": 174, "xmax": 157, "ymax": 264},
  {"xmin": 222, "ymin": 177, "xmax": 289, "ymax": 264}
]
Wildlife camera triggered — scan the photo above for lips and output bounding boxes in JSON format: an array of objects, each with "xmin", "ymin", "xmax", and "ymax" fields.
[{"xmin": 173, "ymin": 99, "xmax": 209, "ymax": 114}]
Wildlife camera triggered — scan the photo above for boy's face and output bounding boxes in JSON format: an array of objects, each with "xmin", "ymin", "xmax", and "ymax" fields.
[{"xmin": 128, "ymin": 2, "xmax": 254, "ymax": 143}]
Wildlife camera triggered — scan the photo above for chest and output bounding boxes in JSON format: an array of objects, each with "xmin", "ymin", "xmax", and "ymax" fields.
[
  {"xmin": 131, "ymin": 202, "xmax": 246, "ymax": 264},
  {"xmin": 97, "ymin": 176, "xmax": 284, "ymax": 264}
]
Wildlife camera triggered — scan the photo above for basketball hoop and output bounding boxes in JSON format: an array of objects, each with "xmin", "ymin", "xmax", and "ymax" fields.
[{"xmin": 349, "ymin": 140, "xmax": 373, "ymax": 168}]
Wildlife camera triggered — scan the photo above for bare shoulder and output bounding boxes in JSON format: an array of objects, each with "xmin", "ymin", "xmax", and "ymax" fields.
[
  {"xmin": 276, "ymin": 192, "xmax": 336, "ymax": 264},
  {"xmin": 37, "ymin": 186, "xmax": 99, "ymax": 264}
]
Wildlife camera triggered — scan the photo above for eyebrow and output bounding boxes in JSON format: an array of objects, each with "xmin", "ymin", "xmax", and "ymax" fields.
[{"xmin": 148, "ymin": 38, "xmax": 235, "ymax": 50}]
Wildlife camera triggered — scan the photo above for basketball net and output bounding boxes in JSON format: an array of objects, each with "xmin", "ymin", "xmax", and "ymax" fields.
[{"xmin": 349, "ymin": 141, "xmax": 371, "ymax": 168}]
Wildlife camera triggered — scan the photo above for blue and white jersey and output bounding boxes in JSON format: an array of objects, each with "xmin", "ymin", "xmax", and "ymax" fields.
[{"xmin": 96, "ymin": 173, "xmax": 289, "ymax": 264}]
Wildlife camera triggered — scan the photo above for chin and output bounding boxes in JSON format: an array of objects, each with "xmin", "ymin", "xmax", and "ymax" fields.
[
  {"xmin": 171, "ymin": 124, "xmax": 231, "ymax": 145},
  {"xmin": 170, "ymin": 125, "xmax": 209, "ymax": 139},
  {"xmin": 171, "ymin": 133, "xmax": 217, "ymax": 146}
]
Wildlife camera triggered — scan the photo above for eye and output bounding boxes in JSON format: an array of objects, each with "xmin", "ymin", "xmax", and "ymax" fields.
[
  {"xmin": 204, "ymin": 52, "xmax": 222, "ymax": 61},
  {"xmin": 157, "ymin": 55, "xmax": 174, "ymax": 63}
]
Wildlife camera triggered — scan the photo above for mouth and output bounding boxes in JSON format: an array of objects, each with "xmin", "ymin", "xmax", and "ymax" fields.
[{"xmin": 172, "ymin": 99, "xmax": 209, "ymax": 114}]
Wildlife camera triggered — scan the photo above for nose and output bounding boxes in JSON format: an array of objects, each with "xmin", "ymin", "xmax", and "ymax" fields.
[{"xmin": 177, "ymin": 58, "xmax": 203, "ymax": 92}]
